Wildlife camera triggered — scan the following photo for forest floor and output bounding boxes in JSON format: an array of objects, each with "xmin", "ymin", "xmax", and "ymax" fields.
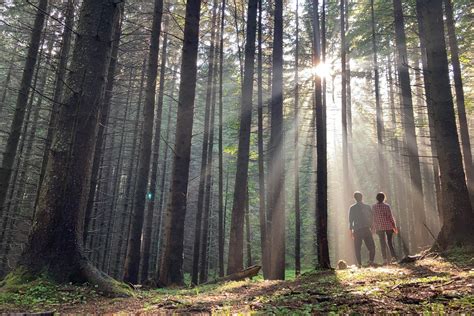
[{"xmin": 0, "ymin": 248, "xmax": 473, "ymax": 314}]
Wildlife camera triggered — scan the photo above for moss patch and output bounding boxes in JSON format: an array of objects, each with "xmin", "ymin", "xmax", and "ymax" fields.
[{"xmin": 0, "ymin": 276, "xmax": 100, "ymax": 313}]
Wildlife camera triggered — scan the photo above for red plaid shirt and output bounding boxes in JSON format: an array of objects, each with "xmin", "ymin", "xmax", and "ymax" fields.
[{"xmin": 372, "ymin": 202, "xmax": 396, "ymax": 231}]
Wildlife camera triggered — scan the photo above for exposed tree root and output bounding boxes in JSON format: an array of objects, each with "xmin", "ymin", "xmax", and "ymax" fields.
[{"xmin": 78, "ymin": 261, "xmax": 134, "ymax": 297}]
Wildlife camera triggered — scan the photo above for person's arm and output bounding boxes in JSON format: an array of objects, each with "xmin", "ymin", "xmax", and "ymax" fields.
[
  {"xmin": 387, "ymin": 204, "xmax": 397, "ymax": 233},
  {"xmin": 370, "ymin": 205, "xmax": 376, "ymax": 233},
  {"xmin": 349, "ymin": 207, "xmax": 354, "ymax": 231}
]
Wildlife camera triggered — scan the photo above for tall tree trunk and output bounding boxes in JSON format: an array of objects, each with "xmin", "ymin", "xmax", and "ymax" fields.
[
  {"xmin": 294, "ymin": 0, "xmax": 301, "ymax": 277},
  {"xmin": 387, "ymin": 56, "xmax": 410, "ymax": 256},
  {"xmin": 140, "ymin": 15, "xmax": 169, "ymax": 283},
  {"xmin": 313, "ymin": 0, "xmax": 330, "ymax": 269},
  {"xmin": 217, "ymin": 0, "xmax": 226, "ymax": 278},
  {"xmin": 83, "ymin": 17, "xmax": 122, "ymax": 244},
  {"xmin": 256, "ymin": 0, "xmax": 269, "ymax": 279},
  {"xmin": 158, "ymin": 0, "xmax": 203, "ymax": 287},
  {"xmin": 16, "ymin": 0, "xmax": 123, "ymax": 293},
  {"xmin": 443, "ymin": 0, "xmax": 473, "ymax": 199},
  {"xmin": 201, "ymin": 23, "xmax": 221, "ymax": 283},
  {"xmin": 12, "ymin": 38, "xmax": 53, "ymax": 230},
  {"xmin": 192, "ymin": 0, "xmax": 219, "ymax": 285},
  {"xmin": 415, "ymin": 0, "xmax": 473, "ymax": 248},
  {"xmin": 340, "ymin": 0, "xmax": 349, "ymax": 205},
  {"xmin": 267, "ymin": 0, "xmax": 286, "ymax": 279},
  {"xmin": 393, "ymin": 0, "xmax": 427, "ymax": 247},
  {"xmin": 123, "ymin": 0, "xmax": 164, "ymax": 284},
  {"xmin": 417, "ymin": 23, "xmax": 442, "ymax": 225},
  {"xmin": 152, "ymin": 67, "xmax": 177, "ymax": 279},
  {"xmin": 0, "ymin": 46, "xmax": 18, "ymax": 115},
  {"xmin": 36, "ymin": 0, "xmax": 75, "ymax": 214},
  {"xmin": 113, "ymin": 56, "xmax": 147, "ymax": 278},
  {"xmin": 0, "ymin": 39, "xmax": 48, "ymax": 273},
  {"xmin": 101, "ymin": 69, "xmax": 134, "ymax": 273},
  {"xmin": 0, "ymin": 0, "xmax": 48, "ymax": 216},
  {"xmin": 345, "ymin": 0, "xmax": 352, "ymax": 159},
  {"xmin": 200, "ymin": 87, "xmax": 217, "ymax": 283},
  {"xmin": 232, "ymin": 0, "xmax": 244, "ymax": 84},
  {"xmin": 245, "ymin": 190, "xmax": 252, "ymax": 267},
  {"xmin": 151, "ymin": 67, "xmax": 177, "ymax": 279},
  {"xmin": 227, "ymin": 0, "xmax": 258, "ymax": 276},
  {"xmin": 370, "ymin": 0, "xmax": 387, "ymax": 192}
]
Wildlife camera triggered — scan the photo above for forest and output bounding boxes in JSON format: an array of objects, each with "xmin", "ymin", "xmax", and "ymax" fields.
[{"xmin": 0, "ymin": 0, "xmax": 473, "ymax": 313}]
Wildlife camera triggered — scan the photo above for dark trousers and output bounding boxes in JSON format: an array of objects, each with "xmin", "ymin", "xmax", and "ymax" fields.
[
  {"xmin": 354, "ymin": 227, "xmax": 375, "ymax": 266},
  {"xmin": 377, "ymin": 230, "xmax": 397, "ymax": 260}
]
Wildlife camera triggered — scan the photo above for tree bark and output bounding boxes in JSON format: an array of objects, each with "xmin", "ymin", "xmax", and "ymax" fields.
[
  {"xmin": 393, "ymin": 0, "xmax": 427, "ymax": 247},
  {"xmin": 256, "ymin": 0, "xmax": 269, "ymax": 279},
  {"xmin": 217, "ymin": 0, "xmax": 226, "ymax": 279},
  {"xmin": 101, "ymin": 69, "xmax": 134, "ymax": 273},
  {"xmin": 245, "ymin": 190, "xmax": 252, "ymax": 268},
  {"xmin": 370, "ymin": 0, "xmax": 387, "ymax": 192},
  {"xmin": 151, "ymin": 67, "xmax": 177, "ymax": 279},
  {"xmin": 16, "ymin": 0, "xmax": 124, "ymax": 293},
  {"xmin": 313, "ymin": 0, "xmax": 330, "ymax": 269},
  {"xmin": 294, "ymin": 0, "xmax": 301, "ymax": 277},
  {"xmin": 113, "ymin": 56, "xmax": 147, "ymax": 278},
  {"xmin": 0, "ymin": 0, "xmax": 48, "ymax": 216},
  {"xmin": 267, "ymin": 0, "xmax": 286, "ymax": 279},
  {"xmin": 158, "ymin": 0, "xmax": 202, "ymax": 287},
  {"xmin": 0, "ymin": 46, "xmax": 18, "ymax": 115},
  {"xmin": 35, "ymin": 0, "xmax": 75, "ymax": 215},
  {"xmin": 345, "ymin": 0, "xmax": 352, "ymax": 159},
  {"xmin": 82, "ymin": 16, "xmax": 122, "ymax": 245},
  {"xmin": 340, "ymin": 0, "xmax": 349, "ymax": 206},
  {"xmin": 227, "ymin": 0, "xmax": 258, "ymax": 276},
  {"xmin": 415, "ymin": 0, "xmax": 474, "ymax": 248},
  {"xmin": 123, "ymin": 0, "xmax": 164, "ymax": 284},
  {"xmin": 443, "ymin": 0, "xmax": 473, "ymax": 199},
  {"xmin": 192, "ymin": 0, "xmax": 219, "ymax": 285},
  {"xmin": 140, "ymin": 15, "xmax": 169, "ymax": 283}
]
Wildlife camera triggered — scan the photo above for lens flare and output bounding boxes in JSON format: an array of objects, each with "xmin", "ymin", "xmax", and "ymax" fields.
[{"xmin": 312, "ymin": 62, "xmax": 331, "ymax": 78}]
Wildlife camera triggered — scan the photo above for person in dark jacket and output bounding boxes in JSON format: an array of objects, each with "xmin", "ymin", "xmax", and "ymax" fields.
[{"xmin": 349, "ymin": 191, "xmax": 375, "ymax": 267}]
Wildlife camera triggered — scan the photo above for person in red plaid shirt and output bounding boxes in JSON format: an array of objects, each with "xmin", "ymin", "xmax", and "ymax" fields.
[{"xmin": 372, "ymin": 192, "xmax": 398, "ymax": 264}]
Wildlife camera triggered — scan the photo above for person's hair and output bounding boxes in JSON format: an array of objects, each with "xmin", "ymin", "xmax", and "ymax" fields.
[
  {"xmin": 376, "ymin": 192, "xmax": 385, "ymax": 203},
  {"xmin": 354, "ymin": 191, "xmax": 363, "ymax": 202}
]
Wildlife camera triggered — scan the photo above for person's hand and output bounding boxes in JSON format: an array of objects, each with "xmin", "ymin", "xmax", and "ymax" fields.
[
  {"xmin": 350, "ymin": 230, "xmax": 354, "ymax": 240},
  {"xmin": 393, "ymin": 227, "xmax": 399, "ymax": 234}
]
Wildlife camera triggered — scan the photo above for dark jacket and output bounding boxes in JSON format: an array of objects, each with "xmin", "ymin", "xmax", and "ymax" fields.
[{"xmin": 349, "ymin": 202, "xmax": 372, "ymax": 231}]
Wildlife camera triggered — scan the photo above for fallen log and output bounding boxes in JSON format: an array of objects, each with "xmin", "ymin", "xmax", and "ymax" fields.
[{"xmin": 203, "ymin": 265, "xmax": 261, "ymax": 285}]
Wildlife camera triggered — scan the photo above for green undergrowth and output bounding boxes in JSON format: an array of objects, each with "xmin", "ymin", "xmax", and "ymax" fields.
[
  {"xmin": 442, "ymin": 245, "xmax": 474, "ymax": 267},
  {"xmin": 0, "ymin": 277, "xmax": 100, "ymax": 312},
  {"xmin": 0, "ymin": 267, "xmax": 131, "ymax": 312}
]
